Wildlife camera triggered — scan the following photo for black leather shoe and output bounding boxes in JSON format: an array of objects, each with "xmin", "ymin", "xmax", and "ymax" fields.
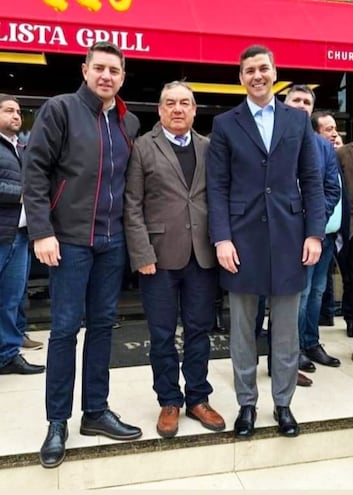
[
  {"xmin": 319, "ymin": 315, "xmax": 334, "ymax": 327},
  {"xmin": 298, "ymin": 351, "xmax": 316, "ymax": 373},
  {"xmin": 273, "ymin": 406, "xmax": 299, "ymax": 437},
  {"xmin": 39, "ymin": 421, "xmax": 68, "ymax": 468},
  {"xmin": 80, "ymin": 409, "xmax": 142, "ymax": 440},
  {"xmin": 305, "ymin": 344, "xmax": 341, "ymax": 367},
  {"xmin": 346, "ymin": 320, "xmax": 353, "ymax": 338},
  {"xmin": 0, "ymin": 354, "xmax": 45, "ymax": 375},
  {"xmin": 234, "ymin": 405, "xmax": 256, "ymax": 438}
]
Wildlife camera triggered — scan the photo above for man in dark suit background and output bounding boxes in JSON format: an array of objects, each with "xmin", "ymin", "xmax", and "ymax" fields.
[
  {"xmin": 124, "ymin": 81, "xmax": 225, "ymax": 439},
  {"xmin": 206, "ymin": 46, "xmax": 326, "ymax": 438}
]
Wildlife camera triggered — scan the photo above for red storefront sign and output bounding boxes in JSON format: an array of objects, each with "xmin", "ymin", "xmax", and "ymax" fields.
[{"xmin": 1, "ymin": 0, "xmax": 353, "ymax": 70}]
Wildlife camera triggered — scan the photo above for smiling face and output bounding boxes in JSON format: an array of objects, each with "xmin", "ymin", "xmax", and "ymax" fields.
[
  {"xmin": 158, "ymin": 84, "xmax": 196, "ymax": 135},
  {"xmin": 0, "ymin": 99, "xmax": 22, "ymax": 137},
  {"xmin": 239, "ymin": 53, "xmax": 277, "ymax": 107},
  {"xmin": 82, "ymin": 49, "xmax": 125, "ymax": 108}
]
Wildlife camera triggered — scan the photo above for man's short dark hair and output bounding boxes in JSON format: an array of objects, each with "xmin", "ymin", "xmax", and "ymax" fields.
[
  {"xmin": 311, "ymin": 110, "xmax": 335, "ymax": 132},
  {"xmin": 286, "ymin": 84, "xmax": 316, "ymax": 104},
  {"xmin": 239, "ymin": 45, "xmax": 275, "ymax": 72},
  {"xmin": 85, "ymin": 41, "xmax": 125, "ymax": 70},
  {"xmin": 0, "ymin": 94, "xmax": 19, "ymax": 108}
]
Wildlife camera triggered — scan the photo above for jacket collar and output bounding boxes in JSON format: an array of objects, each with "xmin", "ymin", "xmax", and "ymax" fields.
[{"xmin": 76, "ymin": 82, "xmax": 127, "ymax": 118}]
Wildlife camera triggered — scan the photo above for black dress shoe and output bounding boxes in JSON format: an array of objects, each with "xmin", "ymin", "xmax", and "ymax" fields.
[
  {"xmin": 0, "ymin": 354, "xmax": 45, "ymax": 375},
  {"xmin": 305, "ymin": 344, "xmax": 341, "ymax": 367},
  {"xmin": 346, "ymin": 320, "xmax": 353, "ymax": 338},
  {"xmin": 39, "ymin": 421, "xmax": 68, "ymax": 468},
  {"xmin": 273, "ymin": 406, "xmax": 299, "ymax": 437},
  {"xmin": 298, "ymin": 351, "xmax": 316, "ymax": 373},
  {"xmin": 319, "ymin": 315, "xmax": 334, "ymax": 327},
  {"xmin": 234, "ymin": 405, "xmax": 256, "ymax": 438},
  {"xmin": 80, "ymin": 409, "xmax": 142, "ymax": 440}
]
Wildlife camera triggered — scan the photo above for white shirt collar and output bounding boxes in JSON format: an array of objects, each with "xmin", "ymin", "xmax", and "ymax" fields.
[{"xmin": 162, "ymin": 126, "xmax": 191, "ymax": 145}]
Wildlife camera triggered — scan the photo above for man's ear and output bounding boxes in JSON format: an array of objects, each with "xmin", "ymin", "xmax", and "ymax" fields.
[{"xmin": 82, "ymin": 63, "xmax": 88, "ymax": 81}]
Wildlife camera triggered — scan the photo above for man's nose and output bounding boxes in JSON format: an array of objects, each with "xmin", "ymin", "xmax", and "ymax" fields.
[{"xmin": 101, "ymin": 67, "xmax": 111, "ymax": 78}]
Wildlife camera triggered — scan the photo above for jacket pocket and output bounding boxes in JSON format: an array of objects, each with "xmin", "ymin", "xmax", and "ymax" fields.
[
  {"xmin": 146, "ymin": 223, "xmax": 166, "ymax": 234},
  {"xmin": 290, "ymin": 199, "xmax": 304, "ymax": 214},
  {"xmin": 230, "ymin": 202, "xmax": 246, "ymax": 215}
]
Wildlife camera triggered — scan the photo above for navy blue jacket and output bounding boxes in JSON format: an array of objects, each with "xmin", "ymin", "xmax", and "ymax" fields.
[
  {"xmin": 313, "ymin": 134, "xmax": 340, "ymax": 221},
  {"xmin": 206, "ymin": 98, "xmax": 326, "ymax": 296},
  {"xmin": 0, "ymin": 136, "xmax": 22, "ymax": 244}
]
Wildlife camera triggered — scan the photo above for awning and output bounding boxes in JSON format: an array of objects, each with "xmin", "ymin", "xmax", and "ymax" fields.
[{"xmin": 1, "ymin": 0, "xmax": 353, "ymax": 70}]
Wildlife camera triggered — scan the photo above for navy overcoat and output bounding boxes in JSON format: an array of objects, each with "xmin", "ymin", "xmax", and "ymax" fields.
[{"xmin": 206, "ymin": 98, "xmax": 326, "ymax": 296}]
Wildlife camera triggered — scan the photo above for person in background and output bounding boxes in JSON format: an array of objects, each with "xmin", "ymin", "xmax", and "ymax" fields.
[
  {"xmin": 284, "ymin": 88, "xmax": 341, "ymax": 373},
  {"xmin": 206, "ymin": 45, "xmax": 325, "ymax": 439},
  {"xmin": 23, "ymin": 41, "xmax": 142, "ymax": 469},
  {"xmin": 124, "ymin": 81, "xmax": 225, "ymax": 439},
  {"xmin": 0, "ymin": 94, "xmax": 45, "ymax": 375},
  {"xmin": 313, "ymin": 113, "xmax": 352, "ymax": 337}
]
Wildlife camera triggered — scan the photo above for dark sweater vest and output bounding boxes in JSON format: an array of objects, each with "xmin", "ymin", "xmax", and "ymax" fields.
[{"xmin": 170, "ymin": 139, "xmax": 196, "ymax": 189}]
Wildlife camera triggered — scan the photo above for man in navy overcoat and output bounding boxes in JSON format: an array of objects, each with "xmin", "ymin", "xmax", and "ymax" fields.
[{"xmin": 206, "ymin": 45, "xmax": 326, "ymax": 438}]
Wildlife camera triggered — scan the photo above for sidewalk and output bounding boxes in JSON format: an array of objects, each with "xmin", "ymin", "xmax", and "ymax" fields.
[{"xmin": 1, "ymin": 317, "xmax": 353, "ymax": 489}]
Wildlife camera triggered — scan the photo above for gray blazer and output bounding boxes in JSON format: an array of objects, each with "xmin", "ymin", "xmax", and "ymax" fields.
[{"xmin": 124, "ymin": 122, "xmax": 216, "ymax": 272}]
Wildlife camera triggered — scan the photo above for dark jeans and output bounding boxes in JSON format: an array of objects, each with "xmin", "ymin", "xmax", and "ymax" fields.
[
  {"xmin": 0, "ymin": 230, "xmax": 29, "ymax": 367},
  {"xmin": 139, "ymin": 257, "xmax": 217, "ymax": 409},
  {"xmin": 299, "ymin": 235, "xmax": 335, "ymax": 350},
  {"xmin": 46, "ymin": 232, "xmax": 126, "ymax": 421}
]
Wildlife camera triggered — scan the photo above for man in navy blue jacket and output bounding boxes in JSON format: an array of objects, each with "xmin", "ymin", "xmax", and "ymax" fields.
[
  {"xmin": 285, "ymin": 87, "xmax": 341, "ymax": 371},
  {"xmin": 0, "ymin": 94, "xmax": 45, "ymax": 376},
  {"xmin": 207, "ymin": 46, "xmax": 325, "ymax": 439}
]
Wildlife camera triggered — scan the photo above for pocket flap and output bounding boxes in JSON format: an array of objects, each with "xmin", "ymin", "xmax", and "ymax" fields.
[
  {"xmin": 291, "ymin": 199, "xmax": 304, "ymax": 213},
  {"xmin": 146, "ymin": 223, "xmax": 166, "ymax": 234}
]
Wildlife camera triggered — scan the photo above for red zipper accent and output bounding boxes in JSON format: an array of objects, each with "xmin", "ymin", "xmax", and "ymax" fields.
[{"xmin": 50, "ymin": 179, "xmax": 66, "ymax": 209}]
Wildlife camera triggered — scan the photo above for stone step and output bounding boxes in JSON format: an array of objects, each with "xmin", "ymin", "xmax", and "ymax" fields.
[{"xmin": 1, "ymin": 418, "xmax": 353, "ymax": 490}]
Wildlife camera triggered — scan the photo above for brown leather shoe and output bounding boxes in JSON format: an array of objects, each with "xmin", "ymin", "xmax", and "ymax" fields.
[
  {"xmin": 186, "ymin": 402, "xmax": 225, "ymax": 431},
  {"xmin": 156, "ymin": 406, "xmax": 180, "ymax": 438},
  {"xmin": 297, "ymin": 372, "xmax": 312, "ymax": 387}
]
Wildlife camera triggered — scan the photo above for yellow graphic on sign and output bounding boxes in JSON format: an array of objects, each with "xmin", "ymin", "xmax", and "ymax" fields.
[{"xmin": 43, "ymin": 0, "xmax": 133, "ymax": 12}]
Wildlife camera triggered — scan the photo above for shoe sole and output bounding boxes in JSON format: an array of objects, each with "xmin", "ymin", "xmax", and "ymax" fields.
[
  {"xmin": 39, "ymin": 429, "xmax": 68, "ymax": 468},
  {"xmin": 80, "ymin": 426, "xmax": 142, "ymax": 441},
  {"xmin": 0, "ymin": 368, "xmax": 45, "ymax": 375},
  {"xmin": 39, "ymin": 451, "xmax": 66, "ymax": 469},
  {"xmin": 21, "ymin": 345, "xmax": 44, "ymax": 350},
  {"xmin": 273, "ymin": 412, "xmax": 300, "ymax": 437},
  {"xmin": 156, "ymin": 425, "xmax": 178, "ymax": 439},
  {"xmin": 307, "ymin": 360, "xmax": 341, "ymax": 368},
  {"xmin": 185, "ymin": 410, "xmax": 225, "ymax": 432}
]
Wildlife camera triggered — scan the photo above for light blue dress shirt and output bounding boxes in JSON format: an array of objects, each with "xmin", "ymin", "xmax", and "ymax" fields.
[{"xmin": 247, "ymin": 97, "xmax": 275, "ymax": 152}]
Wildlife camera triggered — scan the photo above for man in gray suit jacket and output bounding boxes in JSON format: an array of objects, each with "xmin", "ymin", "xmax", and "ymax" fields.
[
  {"xmin": 206, "ymin": 46, "xmax": 326, "ymax": 438},
  {"xmin": 124, "ymin": 81, "xmax": 225, "ymax": 439}
]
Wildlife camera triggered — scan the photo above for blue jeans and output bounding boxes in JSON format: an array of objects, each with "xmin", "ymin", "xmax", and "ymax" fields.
[
  {"xmin": 139, "ymin": 257, "xmax": 217, "ymax": 408},
  {"xmin": 46, "ymin": 232, "xmax": 126, "ymax": 421},
  {"xmin": 0, "ymin": 230, "xmax": 29, "ymax": 367},
  {"xmin": 17, "ymin": 250, "xmax": 31, "ymax": 336},
  {"xmin": 298, "ymin": 235, "xmax": 335, "ymax": 350}
]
